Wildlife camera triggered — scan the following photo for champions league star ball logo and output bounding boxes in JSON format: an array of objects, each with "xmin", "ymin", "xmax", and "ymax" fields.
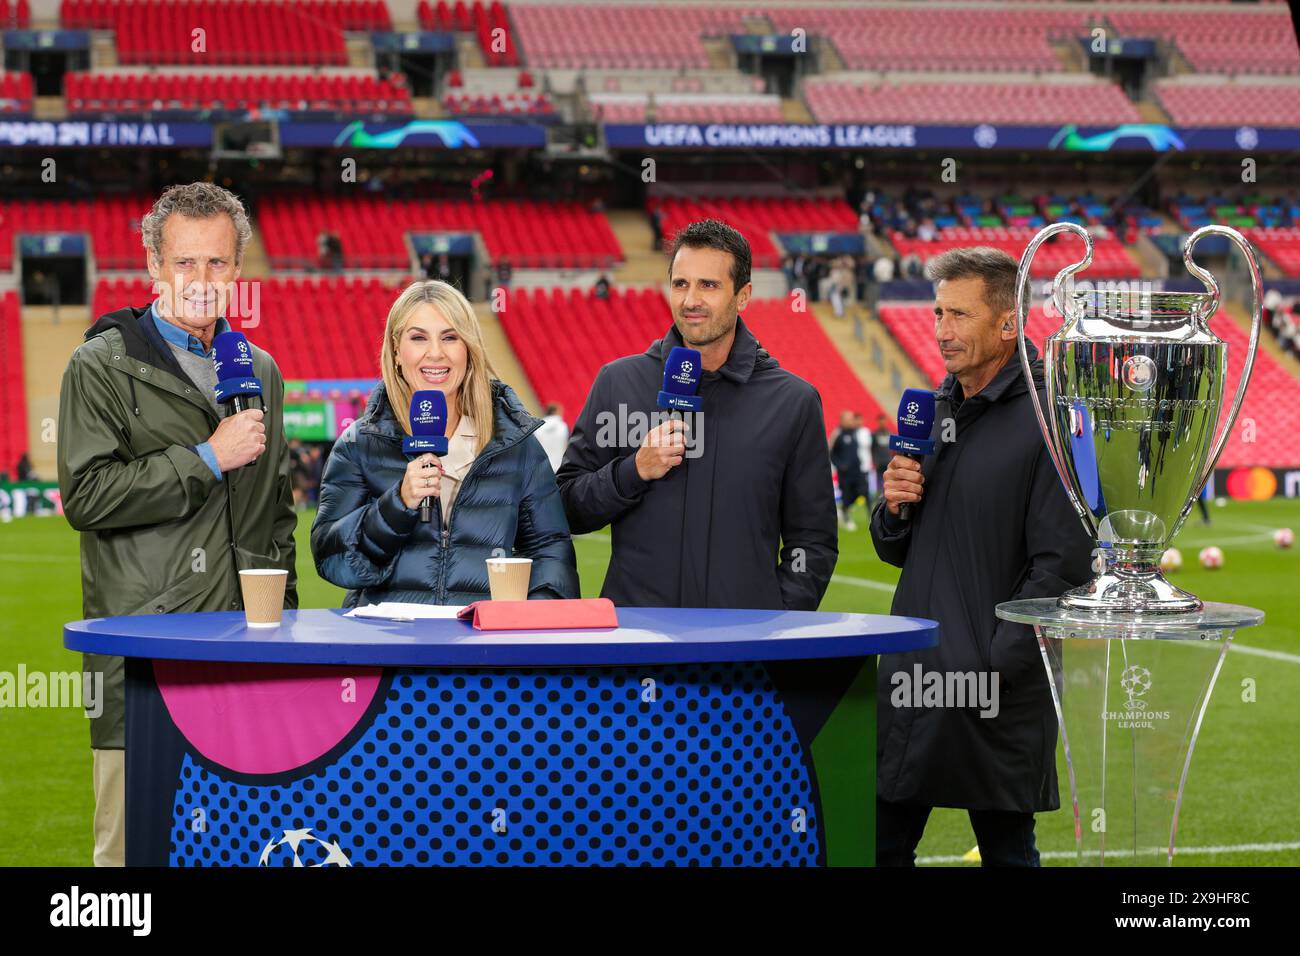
[
  {"xmin": 419, "ymin": 400, "xmax": 433, "ymax": 413},
  {"xmin": 237, "ymin": 339, "xmax": 249, "ymax": 355},
  {"xmin": 679, "ymin": 360, "xmax": 693, "ymax": 374},
  {"xmin": 907, "ymin": 400, "xmax": 920, "ymax": 416},
  {"xmin": 1120, "ymin": 665, "xmax": 1152, "ymax": 710},
  {"xmin": 258, "ymin": 828, "xmax": 352, "ymax": 867}
]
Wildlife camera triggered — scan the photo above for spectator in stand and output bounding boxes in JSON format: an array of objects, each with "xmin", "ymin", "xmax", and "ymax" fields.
[
  {"xmin": 917, "ymin": 218, "xmax": 938, "ymax": 243},
  {"xmin": 873, "ymin": 254, "xmax": 896, "ymax": 285},
  {"xmin": 649, "ymin": 207, "xmax": 664, "ymax": 251},
  {"xmin": 593, "ymin": 274, "xmax": 611, "ymax": 300},
  {"xmin": 901, "ymin": 252, "xmax": 925, "ymax": 279},
  {"xmin": 830, "ymin": 254, "xmax": 856, "ymax": 319},
  {"xmin": 535, "ymin": 403, "xmax": 570, "ymax": 472},
  {"xmin": 856, "ymin": 256, "xmax": 872, "ymax": 304},
  {"xmin": 15, "ymin": 452, "xmax": 32, "ymax": 482},
  {"xmin": 494, "ymin": 258, "xmax": 513, "ymax": 290},
  {"xmin": 1264, "ymin": 289, "xmax": 1283, "ymax": 335}
]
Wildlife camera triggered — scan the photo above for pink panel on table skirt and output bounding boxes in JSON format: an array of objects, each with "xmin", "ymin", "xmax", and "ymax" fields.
[{"xmin": 153, "ymin": 660, "xmax": 384, "ymax": 775}]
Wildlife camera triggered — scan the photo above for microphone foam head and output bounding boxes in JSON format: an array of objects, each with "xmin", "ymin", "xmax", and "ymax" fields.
[
  {"xmin": 891, "ymin": 388, "xmax": 936, "ymax": 456},
  {"xmin": 405, "ymin": 390, "xmax": 450, "ymax": 456},
  {"xmin": 662, "ymin": 346, "xmax": 702, "ymax": 396},
  {"xmin": 212, "ymin": 331, "xmax": 262, "ymax": 402},
  {"xmin": 213, "ymin": 331, "xmax": 254, "ymax": 379},
  {"xmin": 657, "ymin": 346, "xmax": 704, "ymax": 412}
]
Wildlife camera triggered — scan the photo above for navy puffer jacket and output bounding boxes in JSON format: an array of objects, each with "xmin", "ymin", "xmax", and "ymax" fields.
[{"xmin": 311, "ymin": 380, "xmax": 580, "ymax": 607}]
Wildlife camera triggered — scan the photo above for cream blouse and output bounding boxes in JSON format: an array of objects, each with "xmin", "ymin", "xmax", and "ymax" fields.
[{"xmin": 437, "ymin": 414, "xmax": 478, "ymax": 526}]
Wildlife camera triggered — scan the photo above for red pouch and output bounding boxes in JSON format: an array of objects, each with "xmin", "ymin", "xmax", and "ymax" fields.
[{"xmin": 456, "ymin": 598, "xmax": 619, "ymax": 631}]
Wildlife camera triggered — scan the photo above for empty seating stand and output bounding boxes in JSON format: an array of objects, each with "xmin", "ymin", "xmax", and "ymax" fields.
[
  {"xmin": 1105, "ymin": 9, "xmax": 1300, "ymax": 76},
  {"xmin": 1156, "ymin": 82, "xmax": 1300, "ymax": 127},
  {"xmin": 442, "ymin": 91, "xmax": 553, "ymax": 117},
  {"xmin": 59, "ymin": 0, "xmax": 390, "ymax": 66},
  {"xmin": 507, "ymin": 4, "xmax": 748, "ymax": 69},
  {"xmin": 590, "ymin": 95, "xmax": 784, "ymax": 124},
  {"xmin": 889, "ymin": 226, "xmax": 1137, "ymax": 279},
  {"xmin": 65, "ymin": 72, "xmax": 413, "ymax": 116},
  {"xmin": 0, "ymin": 291, "xmax": 26, "ymax": 479},
  {"xmin": 0, "ymin": 195, "xmax": 152, "ymax": 272},
  {"xmin": 0, "ymin": 1, "xmax": 30, "ymax": 29},
  {"xmin": 258, "ymin": 194, "xmax": 623, "ymax": 270},
  {"xmin": 804, "ymin": 79, "xmax": 1140, "ymax": 126},
  {"xmin": 1250, "ymin": 229, "xmax": 1300, "ymax": 277},
  {"xmin": 648, "ymin": 196, "xmax": 860, "ymax": 269},
  {"xmin": 418, "ymin": 1, "xmax": 518, "ymax": 67},
  {"xmin": 766, "ymin": 6, "xmax": 1093, "ymax": 73},
  {"xmin": 92, "ymin": 275, "xmax": 398, "ymax": 380},
  {"xmin": 496, "ymin": 288, "xmax": 882, "ymax": 432},
  {"xmin": 0, "ymin": 71, "xmax": 33, "ymax": 114}
]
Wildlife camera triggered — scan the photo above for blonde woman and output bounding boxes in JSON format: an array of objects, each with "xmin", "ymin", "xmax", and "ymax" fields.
[{"xmin": 311, "ymin": 280, "xmax": 579, "ymax": 606}]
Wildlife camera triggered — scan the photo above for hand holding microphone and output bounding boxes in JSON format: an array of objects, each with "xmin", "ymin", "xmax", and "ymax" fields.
[
  {"xmin": 210, "ymin": 331, "xmax": 266, "ymax": 472},
  {"xmin": 885, "ymin": 387, "xmax": 937, "ymax": 521},
  {"xmin": 400, "ymin": 453, "xmax": 444, "ymax": 510},
  {"xmin": 402, "ymin": 390, "xmax": 449, "ymax": 522},
  {"xmin": 635, "ymin": 418, "xmax": 687, "ymax": 481},
  {"xmin": 882, "ymin": 454, "xmax": 924, "ymax": 517},
  {"xmin": 209, "ymin": 409, "xmax": 266, "ymax": 472},
  {"xmin": 637, "ymin": 345, "xmax": 702, "ymax": 482}
]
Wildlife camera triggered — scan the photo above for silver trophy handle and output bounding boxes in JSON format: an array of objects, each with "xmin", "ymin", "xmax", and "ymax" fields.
[
  {"xmin": 1183, "ymin": 224, "xmax": 1263, "ymax": 505},
  {"xmin": 1015, "ymin": 222, "xmax": 1095, "ymax": 531}
]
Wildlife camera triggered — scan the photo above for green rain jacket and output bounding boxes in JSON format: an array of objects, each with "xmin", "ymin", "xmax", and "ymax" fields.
[{"xmin": 57, "ymin": 305, "xmax": 298, "ymax": 750}]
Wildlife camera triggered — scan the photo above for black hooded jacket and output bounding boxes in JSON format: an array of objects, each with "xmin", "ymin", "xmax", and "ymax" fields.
[
  {"xmin": 869, "ymin": 344, "xmax": 1095, "ymax": 812},
  {"xmin": 557, "ymin": 316, "xmax": 838, "ymax": 610}
]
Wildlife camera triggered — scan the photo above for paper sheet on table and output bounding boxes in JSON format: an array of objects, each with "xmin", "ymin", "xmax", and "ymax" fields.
[{"xmin": 345, "ymin": 602, "xmax": 468, "ymax": 621}]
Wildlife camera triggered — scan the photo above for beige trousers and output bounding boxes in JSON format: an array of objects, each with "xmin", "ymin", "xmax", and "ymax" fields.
[{"xmin": 92, "ymin": 748, "xmax": 125, "ymax": 867}]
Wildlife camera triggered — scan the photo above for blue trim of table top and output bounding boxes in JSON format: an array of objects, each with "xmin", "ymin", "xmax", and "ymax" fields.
[{"xmin": 64, "ymin": 607, "xmax": 938, "ymax": 667}]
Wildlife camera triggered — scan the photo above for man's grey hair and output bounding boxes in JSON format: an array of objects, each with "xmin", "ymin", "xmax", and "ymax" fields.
[
  {"xmin": 141, "ymin": 181, "xmax": 252, "ymax": 264},
  {"xmin": 924, "ymin": 246, "xmax": 1018, "ymax": 317}
]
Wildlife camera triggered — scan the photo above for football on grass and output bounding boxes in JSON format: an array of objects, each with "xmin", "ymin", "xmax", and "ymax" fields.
[{"xmin": 1199, "ymin": 546, "xmax": 1224, "ymax": 570}]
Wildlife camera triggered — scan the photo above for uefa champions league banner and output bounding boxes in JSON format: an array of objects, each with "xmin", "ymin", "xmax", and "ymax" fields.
[
  {"xmin": 603, "ymin": 123, "xmax": 1300, "ymax": 152},
  {"xmin": 0, "ymin": 121, "xmax": 212, "ymax": 147}
]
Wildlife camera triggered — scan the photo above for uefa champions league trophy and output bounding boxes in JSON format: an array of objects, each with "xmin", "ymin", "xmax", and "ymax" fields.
[
  {"xmin": 1016, "ymin": 221, "xmax": 1263, "ymax": 613},
  {"xmin": 997, "ymin": 223, "xmax": 1266, "ymax": 865}
]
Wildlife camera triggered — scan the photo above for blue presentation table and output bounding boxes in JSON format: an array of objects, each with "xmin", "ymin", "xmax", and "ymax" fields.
[{"xmin": 65, "ymin": 607, "xmax": 936, "ymax": 867}]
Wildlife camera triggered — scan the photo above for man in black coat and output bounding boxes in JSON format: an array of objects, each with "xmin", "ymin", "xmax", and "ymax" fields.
[
  {"xmin": 557, "ymin": 219, "xmax": 838, "ymax": 610},
  {"xmin": 871, "ymin": 246, "xmax": 1093, "ymax": 866}
]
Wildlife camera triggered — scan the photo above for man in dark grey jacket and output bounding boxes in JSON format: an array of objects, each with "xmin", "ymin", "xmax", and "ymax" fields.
[
  {"xmin": 870, "ymin": 247, "xmax": 1093, "ymax": 866},
  {"xmin": 557, "ymin": 219, "xmax": 837, "ymax": 610}
]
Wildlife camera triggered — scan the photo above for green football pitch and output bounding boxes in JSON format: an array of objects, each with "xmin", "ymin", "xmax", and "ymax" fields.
[{"xmin": 2, "ymin": 499, "xmax": 1297, "ymax": 866}]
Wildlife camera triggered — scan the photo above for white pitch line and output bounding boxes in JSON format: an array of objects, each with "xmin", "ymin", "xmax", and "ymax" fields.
[
  {"xmin": 1228, "ymin": 643, "xmax": 1300, "ymax": 665},
  {"xmin": 917, "ymin": 840, "xmax": 1300, "ymax": 865},
  {"xmin": 830, "ymin": 574, "xmax": 898, "ymax": 594}
]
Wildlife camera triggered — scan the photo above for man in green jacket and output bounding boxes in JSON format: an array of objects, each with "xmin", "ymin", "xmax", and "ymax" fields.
[{"xmin": 57, "ymin": 182, "xmax": 297, "ymax": 866}]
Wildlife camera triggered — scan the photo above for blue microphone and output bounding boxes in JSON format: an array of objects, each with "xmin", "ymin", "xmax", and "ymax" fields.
[
  {"xmin": 657, "ymin": 346, "xmax": 703, "ymax": 414},
  {"xmin": 403, "ymin": 390, "xmax": 448, "ymax": 523},
  {"xmin": 212, "ymin": 331, "xmax": 263, "ymax": 413},
  {"xmin": 889, "ymin": 387, "xmax": 936, "ymax": 522}
]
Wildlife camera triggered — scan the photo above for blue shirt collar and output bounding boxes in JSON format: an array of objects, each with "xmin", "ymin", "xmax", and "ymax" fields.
[{"xmin": 150, "ymin": 301, "xmax": 231, "ymax": 357}]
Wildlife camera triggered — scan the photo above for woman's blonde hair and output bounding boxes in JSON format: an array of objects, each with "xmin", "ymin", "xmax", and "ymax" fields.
[{"xmin": 380, "ymin": 280, "xmax": 497, "ymax": 455}]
